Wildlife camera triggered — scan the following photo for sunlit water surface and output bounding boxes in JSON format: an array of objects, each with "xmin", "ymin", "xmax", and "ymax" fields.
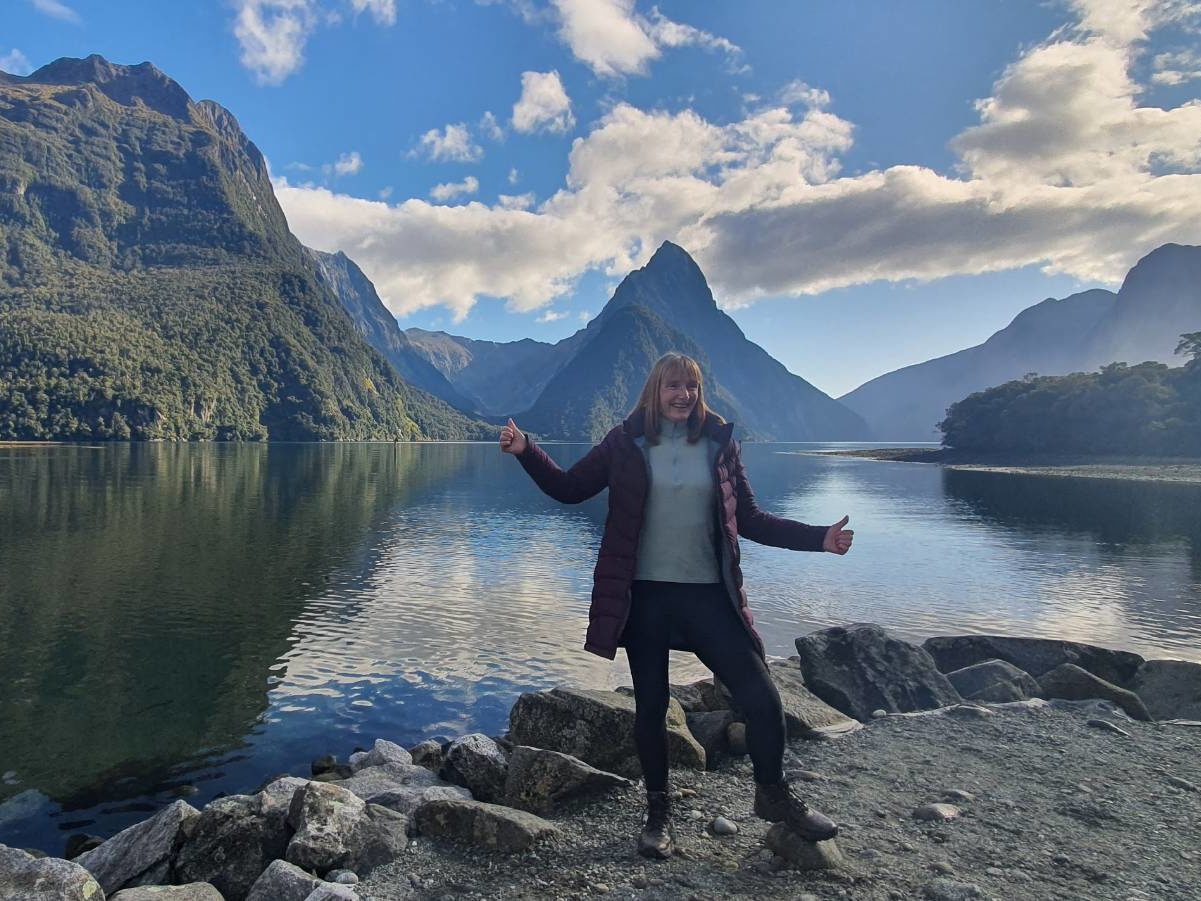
[{"xmin": 1, "ymin": 441, "xmax": 1198, "ymax": 852}]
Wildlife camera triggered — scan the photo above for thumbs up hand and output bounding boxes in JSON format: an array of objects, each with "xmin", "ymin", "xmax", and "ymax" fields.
[
  {"xmin": 499, "ymin": 418, "xmax": 528, "ymax": 455},
  {"xmin": 823, "ymin": 515, "xmax": 854, "ymax": 555}
]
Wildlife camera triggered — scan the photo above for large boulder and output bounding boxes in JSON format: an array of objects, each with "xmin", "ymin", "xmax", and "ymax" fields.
[
  {"xmin": 349, "ymin": 739, "xmax": 412, "ymax": 773},
  {"xmin": 1037, "ymin": 664, "xmax": 1152, "ymax": 721},
  {"xmin": 794, "ymin": 624, "xmax": 962, "ymax": 722},
  {"xmin": 285, "ymin": 782, "xmax": 408, "ymax": 877},
  {"xmin": 768, "ymin": 659, "xmax": 863, "ymax": 738},
  {"xmin": 245, "ymin": 859, "xmax": 325, "ymax": 901},
  {"xmin": 946, "ymin": 659, "xmax": 1041, "ymax": 703},
  {"xmin": 503, "ymin": 746, "xmax": 631, "ymax": 814},
  {"xmin": 508, "ymin": 687, "xmax": 704, "ymax": 778},
  {"xmin": 413, "ymin": 799, "xmax": 560, "ymax": 852},
  {"xmin": 923, "ymin": 635, "xmax": 1143, "ymax": 687},
  {"xmin": 334, "ymin": 763, "xmax": 470, "ymax": 819},
  {"xmin": 1128, "ymin": 659, "xmax": 1201, "ymax": 721},
  {"xmin": 443, "ymin": 734, "xmax": 509, "ymax": 802},
  {"xmin": 173, "ymin": 793, "xmax": 291, "ymax": 901},
  {"xmin": 685, "ymin": 711, "xmax": 735, "ymax": 765},
  {"xmin": 75, "ymin": 799, "xmax": 199, "ymax": 894},
  {"xmin": 0, "ymin": 844, "xmax": 104, "ymax": 901},
  {"xmin": 111, "ymin": 886, "xmax": 224, "ymax": 900}
]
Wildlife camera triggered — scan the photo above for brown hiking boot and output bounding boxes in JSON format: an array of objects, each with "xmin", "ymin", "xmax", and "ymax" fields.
[
  {"xmin": 753, "ymin": 780, "xmax": 838, "ymax": 842},
  {"xmin": 637, "ymin": 790, "xmax": 675, "ymax": 859}
]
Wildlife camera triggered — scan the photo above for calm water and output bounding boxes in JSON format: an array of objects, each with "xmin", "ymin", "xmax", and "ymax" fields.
[{"xmin": 1, "ymin": 441, "xmax": 1200, "ymax": 853}]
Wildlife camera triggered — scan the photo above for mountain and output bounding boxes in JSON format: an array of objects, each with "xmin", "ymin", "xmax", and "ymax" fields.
[
  {"xmin": 840, "ymin": 243, "xmax": 1201, "ymax": 440},
  {"xmin": 0, "ymin": 55, "xmax": 490, "ymax": 441},
  {"xmin": 406, "ymin": 242, "xmax": 871, "ymax": 440},
  {"xmin": 308, "ymin": 249, "xmax": 479, "ymax": 413}
]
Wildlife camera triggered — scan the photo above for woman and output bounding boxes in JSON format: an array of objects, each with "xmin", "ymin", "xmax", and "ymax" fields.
[{"xmin": 499, "ymin": 352, "xmax": 853, "ymax": 858}]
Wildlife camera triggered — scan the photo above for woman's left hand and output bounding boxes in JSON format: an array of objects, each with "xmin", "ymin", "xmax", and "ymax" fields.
[{"xmin": 823, "ymin": 515, "xmax": 854, "ymax": 555}]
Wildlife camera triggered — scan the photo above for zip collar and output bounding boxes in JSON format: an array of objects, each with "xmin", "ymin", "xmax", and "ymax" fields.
[{"xmin": 622, "ymin": 407, "xmax": 734, "ymax": 449}]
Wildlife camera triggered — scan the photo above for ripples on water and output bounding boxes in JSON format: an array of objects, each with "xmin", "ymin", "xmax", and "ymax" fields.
[{"xmin": 0, "ymin": 441, "xmax": 1199, "ymax": 852}]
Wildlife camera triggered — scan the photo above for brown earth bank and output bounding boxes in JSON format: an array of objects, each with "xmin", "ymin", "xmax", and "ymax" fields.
[{"xmin": 811, "ymin": 448, "xmax": 1201, "ymax": 484}]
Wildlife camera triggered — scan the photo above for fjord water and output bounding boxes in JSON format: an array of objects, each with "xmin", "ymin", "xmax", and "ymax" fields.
[{"xmin": 2, "ymin": 442, "xmax": 1200, "ymax": 853}]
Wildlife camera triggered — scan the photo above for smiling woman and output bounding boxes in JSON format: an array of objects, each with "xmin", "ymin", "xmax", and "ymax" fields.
[{"xmin": 499, "ymin": 351, "xmax": 854, "ymax": 858}]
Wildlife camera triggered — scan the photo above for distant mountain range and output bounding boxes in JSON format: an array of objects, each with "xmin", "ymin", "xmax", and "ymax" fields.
[
  {"xmin": 841, "ymin": 244, "xmax": 1201, "ymax": 440},
  {"xmin": 0, "ymin": 55, "xmax": 490, "ymax": 441}
]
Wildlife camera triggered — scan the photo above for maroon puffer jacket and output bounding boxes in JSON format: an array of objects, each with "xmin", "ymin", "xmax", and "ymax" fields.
[{"xmin": 515, "ymin": 409, "xmax": 828, "ymax": 660}]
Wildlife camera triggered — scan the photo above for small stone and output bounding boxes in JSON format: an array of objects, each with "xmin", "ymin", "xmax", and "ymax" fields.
[
  {"xmin": 1167, "ymin": 776, "xmax": 1198, "ymax": 792},
  {"xmin": 688, "ymin": 809, "xmax": 705, "ymax": 820},
  {"xmin": 859, "ymin": 848, "xmax": 883, "ymax": 860},
  {"xmin": 593, "ymin": 883, "xmax": 610, "ymax": 893},
  {"xmin": 710, "ymin": 816, "xmax": 738, "ymax": 836},
  {"xmin": 985, "ymin": 866, "xmax": 1004, "ymax": 876},
  {"xmin": 875, "ymin": 809, "xmax": 888, "ymax": 818},
  {"xmin": 679, "ymin": 787, "xmax": 698, "ymax": 798},
  {"xmin": 326, "ymin": 869, "xmax": 360, "ymax": 885},
  {"xmin": 913, "ymin": 803, "xmax": 962, "ymax": 822},
  {"xmin": 632, "ymin": 877, "xmax": 648, "ymax": 889},
  {"xmin": 871, "ymin": 709, "xmax": 888, "ymax": 719},
  {"xmin": 1086, "ymin": 719, "xmax": 1131, "ymax": 737},
  {"xmin": 790, "ymin": 770, "xmax": 824, "ymax": 782},
  {"xmin": 921, "ymin": 879, "xmax": 986, "ymax": 900},
  {"xmin": 941, "ymin": 789, "xmax": 975, "ymax": 803},
  {"xmin": 932, "ymin": 861, "xmax": 956, "ymax": 875}
]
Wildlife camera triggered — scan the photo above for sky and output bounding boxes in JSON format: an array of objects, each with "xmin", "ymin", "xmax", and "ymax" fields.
[{"xmin": 3, "ymin": 0, "xmax": 1201, "ymax": 397}]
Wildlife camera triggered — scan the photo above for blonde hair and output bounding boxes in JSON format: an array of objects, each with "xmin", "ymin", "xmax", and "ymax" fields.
[{"xmin": 633, "ymin": 352, "xmax": 723, "ymax": 445}]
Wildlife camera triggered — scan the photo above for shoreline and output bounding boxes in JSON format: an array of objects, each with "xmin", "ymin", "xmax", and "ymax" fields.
[{"xmin": 810, "ymin": 447, "xmax": 1201, "ymax": 485}]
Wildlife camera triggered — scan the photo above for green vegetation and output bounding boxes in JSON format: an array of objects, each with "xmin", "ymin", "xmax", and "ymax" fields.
[{"xmin": 939, "ymin": 333, "xmax": 1201, "ymax": 455}]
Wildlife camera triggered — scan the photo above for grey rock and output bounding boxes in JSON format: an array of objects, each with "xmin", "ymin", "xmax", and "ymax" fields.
[
  {"xmin": 794, "ymin": 623, "xmax": 963, "ymax": 721},
  {"xmin": 768, "ymin": 659, "xmax": 863, "ymax": 738},
  {"xmin": 1166, "ymin": 775, "xmax": 1198, "ymax": 792},
  {"xmin": 913, "ymin": 804, "xmax": 961, "ymax": 822},
  {"xmin": 409, "ymin": 740, "xmax": 444, "ymax": 772},
  {"xmin": 920, "ymin": 878, "xmax": 988, "ymax": 900},
  {"xmin": 259, "ymin": 777, "xmax": 311, "ymax": 816},
  {"xmin": 508, "ymin": 687, "xmax": 704, "ymax": 778},
  {"xmin": 64, "ymin": 834, "xmax": 105, "ymax": 860},
  {"xmin": 763, "ymin": 824, "xmax": 844, "ymax": 869},
  {"xmin": 312, "ymin": 755, "xmax": 339, "ymax": 776},
  {"xmin": 326, "ymin": 869, "xmax": 359, "ymax": 884},
  {"xmin": 685, "ymin": 710, "xmax": 734, "ymax": 764},
  {"xmin": 710, "ymin": 817, "xmax": 738, "ymax": 836},
  {"xmin": 246, "ymin": 859, "xmax": 324, "ymax": 901},
  {"xmin": 413, "ymin": 799, "xmax": 560, "ymax": 852},
  {"xmin": 1086, "ymin": 719, "xmax": 1132, "ymax": 737},
  {"xmin": 1129, "ymin": 659, "xmax": 1201, "ymax": 720},
  {"xmin": 303, "ymin": 886, "xmax": 359, "ymax": 900},
  {"xmin": 726, "ymin": 721, "xmax": 748, "ymax": 756},
  {"xmin": 946, "ymin": 659, "xmax": 1040, "ymax": 703},
  {"xmin": 941, "ymin": 790, "xmax": 975, "ymax": 803},
  {"xmin": 174, "ymin": 793, "xmax": 291, "ymax": 900},
  {"xmin": 111, "ymin": 885, "xmax": 224, "ymax": 900},
  {"xmin": 1038, "ymin": 663, "xmax": 1152, "ymax": 721},
  {"xmin": 0, "ymin": 844, "xmax": 105, "ymax": 901},
  {"xmin": 923, "ymin": 635, "xmax": 1143, "ymax": 686},
  {"xmin": 503, "ymin": 745, "xmax": 630, "ymax": 814},
  {"xmin": 76, "ymin": 798, "xmax": 199, "ymax": 895},
  {"xmin": 286, "ymin": 782, "xmax": 408, "ymax": 877},
  {"xmin": 351, "ymin": 739, "xmax": 413, "ymax": 773},
  {"xmin": 444, "ymin": 734, "xmax": 508, "ymax": 802},
  {"xmin": 335, "ymin": 763, "xmax": 470, "ymax": 818}
]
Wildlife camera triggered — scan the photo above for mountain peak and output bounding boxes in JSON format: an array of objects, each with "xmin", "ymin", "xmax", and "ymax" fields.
[
  {"xmin": 605, "ymin": 240, "xmax": 715, "ymax": 322},
  {"xmin": 22, "ymin": 54, "xmax": 192, "ymax": 120}
]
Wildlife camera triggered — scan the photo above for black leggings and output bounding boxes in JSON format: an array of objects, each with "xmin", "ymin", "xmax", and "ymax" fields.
[{"xmin": 623, "ymin": 580, "xmax": 786, "ymax": 793}]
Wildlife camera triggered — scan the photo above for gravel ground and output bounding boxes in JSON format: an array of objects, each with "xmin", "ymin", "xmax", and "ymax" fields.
[{"xmin": 359, "ymin": 702, "xmax": 1201, "ymax": 901}]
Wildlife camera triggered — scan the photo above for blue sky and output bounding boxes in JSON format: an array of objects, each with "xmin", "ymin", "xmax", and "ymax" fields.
[{"xmin": 4, "ymin": 0, "xmax": 1201, "ymax": 396}]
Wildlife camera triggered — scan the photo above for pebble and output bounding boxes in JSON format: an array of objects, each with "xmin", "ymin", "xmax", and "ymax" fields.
[
  {"xmin": 920, "ymin": 879, "xmax": 986, "ymax": 900},
  {"xmin": 688, "ymin": 809, "xmax": 705, "ymax": 820},
  {"xmin": 932, "ymin": 861, "xmax": 956, "ymax": 875},
  {"xmin": 592, "ymin": 883, "xmax": 609, "ymax": 893},
  {"xmin": 872, "ymin": 709, "xmax": 889, "ymax": 718},
  {"xmin": 710, "ymin": 816, "xmax": 738, "ymax": 835},
  {"xmin": 941, "ymin": 789, "xmax": 975, "ymax": 803},
  {"xmin": 790, "ymin": 769, "xmax": 824, "ymax": 782},
  {"xmin": 913, "ymin": 803, "xmax": 962, "ymax": 822},
  {"xmin": 1086, "ymin": 719, "xmax": 1131, "ymax": 737},
  {"xmin": 2, "ymin": 771, "xmax": 19, "ymax": 785},
  {"xmin": 985, "ymin": 866, "xmax": 1004, "ymax": 877},
  {"xmin": 327, "ymin": 869, "xmax": 360, "ymax": 885},
  {"xmin": 631, "ymin": 877, "xmax": 648, "ymax": 889},
  {"xmin": 679, "ymin": 787, "xmax": 698, "ymax": 798}
]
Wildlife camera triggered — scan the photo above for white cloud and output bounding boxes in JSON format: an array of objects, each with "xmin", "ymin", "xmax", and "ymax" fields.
[
  {"xmin": 480, "ymin": 111, "xmax": 506, "ymax": 141},
  {"xmin": 430, "ymin": 176, "xmax": 480, "ymax": 201},
  {"xmin": 415, "ymin": 123, "xmax": 484, "ymax": 162},
  {"xmin": 779, "ymin": 80, "xmax": 831, "ymax": 110},
  {"xmin": 276, "ymin": 3, "xmax": 1201, "ymax": 321},
  {"xmin": 508, "ymin": 167, "xmax": 520, "ymax": 184},
  {"xmin": 31, "ymin": 0, "xmax": 80, "ymax": 24},
  {"xmin": 378, "ymin": 185, "xmax": 394, "ymax": 199},
  {"xmin": 642, "ymin": 6, "xmax": 744, "ymax": 69},
  {"xmin": 233, "ymin": 0, "xmax": 317, "ymax": 85},
  {"xmin": 511, "ymin": 70, "xmax": 575, "ymax": 133},
  {"xmin": 536, "ymin": 309, "xmax": 567, "ymax": 322},
  {"xmin": 332, "ymin": 150, "xmax": 363, "ymax": 176},
  {"xmin": 0, "ymin": 49, "xmax": 33, "ymax": 76},
  {"xmin": 1153, "ymin": 48, "xmax": 1201, "ymax": 83},
  {"xmin": 498, "ymin": 192, "xmax": 536, "ymax": 210},
  {"xmin": 348, "ymin": 0, "xmax": 396, "ymax": 25}
]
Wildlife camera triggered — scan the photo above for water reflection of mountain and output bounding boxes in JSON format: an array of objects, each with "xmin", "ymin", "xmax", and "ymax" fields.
[{"xmin": 0, "ymin": 443, "xmax": 470, "ymax": 822}]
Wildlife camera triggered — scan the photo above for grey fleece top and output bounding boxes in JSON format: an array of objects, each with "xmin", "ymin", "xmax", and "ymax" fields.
[{"xmin": 634, "ymin": 419, "xmax": 721, "ymax": 583}]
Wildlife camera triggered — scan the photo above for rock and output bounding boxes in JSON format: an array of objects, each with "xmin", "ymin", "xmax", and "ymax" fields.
[
  {"xmin": 794, "ymin": 624, "xmax": 963, "ymax": 721},
  {"xmin": 409, "ymin": 740, "xmax": 444, "ymax": 772},
  {"xmin": 0, "ymin": 844, "xmax": 105, "ymax": 901},
  {"xmin": 326, "ymin": 869, "xmax": 359, "ymax": 884},
  {"xmin": 710, "ymin": 817, "xmax": 738, "ymax": 836},
  {"xmin": 1087, "ymin": 719, "xmax": 1131, "ymax": 737},
  {"xmin": 913, "ymin": 804, "xmax": 961, "ymax": 822},
  {"xmin": 941, "ymin": 790, "xmax": 975, "ymax": 803},
  {"xmin": 763, "ymin": 825, "xmax": 844, "ymax": 869},
  {"xmin": 174, "ymin": 793, "xmax": 291, "ymax": 900},
  {"xmin": 871, "ymin": 709, "xmax": 888, "ymax": 719},
  {"xmin": 922, "ymin": 635, "xmax": 1142, "ymax": 686},
  {"xmin": 303, "ymin": 886, "xmax": 359, "ymax": 900},
  {"xmin": 508, "ymin": 687, "xmax": 704, "ymax": 778},
  {"xmin": 64, "ymin": 834, "xmax": 105, "ymax": 860},
  {"xmin": 920, "ymin": 878, "xmax": 987, "ymax": 900},
  {"xmin": 335, "ymin": 762, "xmax": 470, "ymax": 816},
  {"xmin": 726, "ymin": 721, "xmax": 748, "ymax": 756},
  {"xmin": 503, "ymin": 746, "xmax": 630, "ymax": 814},
  {"xmin": 312, "ymin": 755, "xmax": 339, "ymax": 776},
  {"xmin": 685, "ymin": 710, "xmax": 734, "ymax": 764},
  {"xmin": 1128, "ymin": 659, "xmax": 1201, "ymax": 720},
  {"xmin": 413, "ymin": 799, "xmax": 560, "ymax": 852},
  {"xmin": 286, "ymin": 782, "xmax": 408, "ymax": 877},
  {"xmin": 111, "ymin": 885, "xmax": 224, "ymax": 900},
  {"xmin": 945, "ymin": 659, "xmax": 1041, "ymax": 703},
  {"xmin": 246, "ymin": 859, "xmax": 325, "ymax": 901},
  {"xmin": 1038, "ymin": 664, "xmax": 1152, "ymax": 721},
  {"xmin": 350, "ymin": 739, "xmax": 413, "ymax": 773},
  {"xmin": 75, "ymin": 798, "xmax": 199, "ymax": 895},
  {"xmin": 768, "ymin": 659, "xmax": 863, "ymax": 738},
  {"xmin": 672, "ymin": 679, "xmax": 730, "ymax": 712},
  {"xmin": 259, "ymin": 777, "xmax": 311, "ymax": 815},
  {"xmin": 1166, "ymin": 775, "xmax": 1198, "ymax": 792},
  {"xmin": 444, "ymin": 734, "xmax": 509, "ymax": 802}
]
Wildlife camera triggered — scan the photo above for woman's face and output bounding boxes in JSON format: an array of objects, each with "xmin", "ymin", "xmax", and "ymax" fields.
[{"xmin": 659, "ymin": 371, "xmax": 699, "ymax": 423}]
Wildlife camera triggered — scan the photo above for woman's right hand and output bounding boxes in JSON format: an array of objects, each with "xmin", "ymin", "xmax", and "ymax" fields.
[{"xmin": 499, "ymin": 418, "xmax": 528, "ymax": 455}]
